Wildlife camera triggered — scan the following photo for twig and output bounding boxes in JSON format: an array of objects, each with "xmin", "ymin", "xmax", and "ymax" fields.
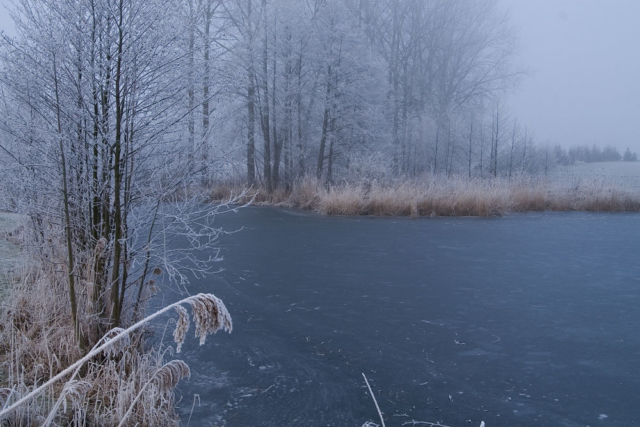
[
  {"xmin": 401, "ymin": 421, "xmax": 450, "ymax": 427},
  {"xmin": 187, "ymin": 394, "xmax": 200, "ymax": 427},
  {"xmin": 362, "ymin": 373, "xmax": 385, "ymax": 427}
]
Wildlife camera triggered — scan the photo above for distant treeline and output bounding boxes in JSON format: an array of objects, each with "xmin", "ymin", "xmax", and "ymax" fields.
[{"xmin": 554, "ymin": 145, "xmax": 638, "ymax": 166}]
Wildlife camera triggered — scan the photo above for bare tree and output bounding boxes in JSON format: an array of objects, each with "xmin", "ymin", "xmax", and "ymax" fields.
[{"xmin": 0, "ymin": 0, "xmax": 239, "ymax": 345}]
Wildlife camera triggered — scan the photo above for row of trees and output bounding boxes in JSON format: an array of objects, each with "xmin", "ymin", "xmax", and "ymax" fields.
[
  {"xmin": 222, "ymin": 0, "xmax": 526, "ymax": 186},
  {"xmin": 554, "ymin": 144, "xmax": 638, "ymax": 165},
  {"xmin": 0, "ymin": 0, "xmax": 234, "ymax": 349},
  {"xmin": 101, "ymin": 0, "xmax": 527, "ymax": 188},
  {"xmin": 181, "ymin": 0, "xmax": 638, "ymax": 187}
]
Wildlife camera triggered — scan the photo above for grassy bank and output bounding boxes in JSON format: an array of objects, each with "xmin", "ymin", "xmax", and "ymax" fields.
[
  {"xmin": 0, "ymin": 263, "xmax": 178, "ymax": 425},
  {"xmin": 0, "ymin": 225, "xmax": 231, "ymax": 425},
  {"xmin": 208, "ymin": 175, "xmax": 640, "ymax": 217}
]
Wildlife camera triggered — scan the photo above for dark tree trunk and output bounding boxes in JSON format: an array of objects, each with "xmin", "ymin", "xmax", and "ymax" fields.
[
  {"xmin": 260, "ymin": 0, "xmax": 272, "ymax": 193},
  {"xmin": 110, "ymin": 0, "xmax": 125, "ymax": 328},
  {"xmin": 246, "ymin": 0, "xmax": 256, "ymax": 186},
  {"xmin": 201, "ymin": 1, "xmax": 213, "ymax": 182},
  {"xmin": 317, "ymin": 64, "xmax": 332, "ymax": 180}
]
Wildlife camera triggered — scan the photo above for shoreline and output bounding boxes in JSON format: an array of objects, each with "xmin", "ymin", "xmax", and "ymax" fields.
[{"xmin": 208, "ymin": 175, "xmax": 640, "ymax": 218}]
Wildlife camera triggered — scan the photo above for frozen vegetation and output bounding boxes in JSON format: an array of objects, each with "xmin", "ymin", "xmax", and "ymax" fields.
[
  {"xmin": 0, "ymin": 213, "xmax": 21, "ymax": 294},
  {"xmin": 551, "ymin": 161, "xmax": 640, "ymax": 191},
  {"xmin": 210, "ymin": 170, "xmax": 640, "ymax": 217},
  {"xmin": 0, "ymin": 0, "xmax": 638, "ymax": 425}
]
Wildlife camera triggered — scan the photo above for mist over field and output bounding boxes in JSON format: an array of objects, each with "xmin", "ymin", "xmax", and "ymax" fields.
[
  {"xmin": 0, "ymin": 1, "xmax": 639, "ymax": 426},
  {"xmin": 503, "ymin": 0, "xmax": 640, "ymax": 153}
]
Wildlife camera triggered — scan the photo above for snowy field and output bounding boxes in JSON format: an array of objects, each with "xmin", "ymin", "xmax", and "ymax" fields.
[
  {"xmin": 0, "ymin": 212, "xmax": 22, "ymax": 290},
  {"xmin": 0, "ymin": 212, "xmax": 22, "ymax": 233},
  {"xmin": 551, "ymin": 161, "xmax": 640, "ymax": 190}
]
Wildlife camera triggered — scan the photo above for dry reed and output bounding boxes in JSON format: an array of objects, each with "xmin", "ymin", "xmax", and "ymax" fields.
[
  {"xmin": 208, "ymin": 174, "xmax": 640, "ymax": 217},
  {"xmin": 0, "ymin": 255, "xmax": 232, "ymax": 426}
]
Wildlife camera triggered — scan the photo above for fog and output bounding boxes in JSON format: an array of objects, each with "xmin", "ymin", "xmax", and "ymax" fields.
[
  {"xmin": 2, "ymin": 1, "xmax": 638, "ymax": 152},
  {"xmin": 0, "ymin": 2, "xmax": 12, "ymax": 37},
  {"xmin": 1, "ymin": 2, "xmax": 640, "ymax": 425},
  {"xmin": 503, "ymin": 0, "xmax": 640, "ymax": 152}
]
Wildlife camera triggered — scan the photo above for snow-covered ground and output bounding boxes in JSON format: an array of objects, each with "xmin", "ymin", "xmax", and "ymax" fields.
[
  {"xmin": 0, "ymin": 212, "xmax": 22, "ymax": 290},
  {"xmin": 551, "ymin": 161, "xmax": 640, "ymax": 190},
  {"xmin": 0, "ymin": 212, "xmax": 21, "ymax": 233}
]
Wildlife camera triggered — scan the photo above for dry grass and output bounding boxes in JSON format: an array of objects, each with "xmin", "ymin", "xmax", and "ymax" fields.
[
  {"xmin": 0, "ymin": 254, "xmax": 231, "ymax": 426},
  {"xmin": 208, "ymin": 174, "xmax": 640, "ymax": 217},
  {"xmin": 292, "ymin": 177, "xmax": 514, "ymax": 217},
  {"xmin": 208, "ymin": 181, "xmax": 289, "ymax": 206},
  {"xmin": 510, "ymin": 183, "xmax": 547, "ymax": 212},
  {"xmin": 287, "ymin": 177, "xmax": 321, "ymax": 210},
  {"xmin": 318, "ymin": 185, "xmax": 364, "ymax": 216},
  {"xmin": 545, "ymin": 180, "xmax": 640, "ymax": 212}
]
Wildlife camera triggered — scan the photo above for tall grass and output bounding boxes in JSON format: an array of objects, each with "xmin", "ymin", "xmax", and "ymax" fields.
[
  {"xmin": 0, "ymin": 255, "xmax": 231, "ymax": 426},
  {"xmin": 209, "ymin": 174, "xmax": 640, "ymax": 217}
]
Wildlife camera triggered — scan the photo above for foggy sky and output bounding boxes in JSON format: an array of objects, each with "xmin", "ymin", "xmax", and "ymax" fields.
[
  {"xmin": 503, "ymin": 0, "xmax": 640, "ymax": 152},
  {"xmin": 1, "ymin": 1, "xmax": 639, "ymax": 152},
  {"xmin": 0, "ymin": 2, "xmax": 12, "ymax": 38}
]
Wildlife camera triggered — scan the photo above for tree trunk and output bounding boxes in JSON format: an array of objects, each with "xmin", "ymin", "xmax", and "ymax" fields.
[
  {"xmin": 493, "ymin": 109, "xmax": 499, "ymax": 178},
  {"xmin": 110, "ymin": 0, "xmax": 126, "ymax": 328},
  {"xmin": 271, "ymin": 17, "xmax": 281, "ymax": 189},
  {"xmin": 317, "ymin": 64, "xmax": 332, "ymax": 180},
  {"xmin": 260, "ymin": 0, "xmax": 272, "ymax": 193},
  {"xmin": 521, "ymin": 128, "xmax": 528, "ymax": 173},
  {"xmin": 53, "ymin": 52, "xmax": 85, "ymax": 350},
  {"xmin": 479, "ymin": 122, "xmax": 484, "ymax": 178},
  {"xmin": 326, "ymin": 113, "xmax": 336, "ymax": 185},
  {"xmin": 468, "ymin": 121, "xmax": 473, "ymax": 179},
  {"xmin": 202, "ymin": 1, "xmax": 212, "ymax": 182},
  {"xmin": 509, "ymin": 121, "xmax": 516, "ymax": 179},
  {"xmin": 246, "ymin": 0, "xmax": 256, "ymax": 186},
  {"xmin": 187, "ymin": 0, "xmax": 196, "ymax": 173},
  {"xmin": 296, "ymin": 52, "xmax": 305, "ymax": 177},
  {"xmin": 89, "ymin": 3, "xmax": 105, "ymax": 321},
  {"xmin": 283, "ymin": 30, "xmax": 293, "ymax": 191},
  {"xmin": 433, "ymin": 125, "xmax": 439, "ymax": 174}
]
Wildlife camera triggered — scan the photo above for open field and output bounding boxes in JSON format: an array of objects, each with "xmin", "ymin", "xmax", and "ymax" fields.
[
  {"xmin": 0, "ymin": 212, "xmax": 23, "ymax": 293},
  {"xmin": 551, "ymin": 161, "xmax": 640, "ymax": 190},
  {"xmin": 0, "ymin": 213, "xmax": 22, "ymax": 233}
]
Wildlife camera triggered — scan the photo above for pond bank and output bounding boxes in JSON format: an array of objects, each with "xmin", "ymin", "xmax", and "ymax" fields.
[
  {"xmin": 208, "ymin": 175, "xmax": 640, "ymax": 217},
  {"xmin": 0, "ymin": 212, "xmax": 190, "ymax": 425}
]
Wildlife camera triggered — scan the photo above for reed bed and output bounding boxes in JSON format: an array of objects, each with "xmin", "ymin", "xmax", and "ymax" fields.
[
  {"xmin": 0, "ymin": 265, "xmax": 170, "ymax": 426},
  {"xmin": 208, "ymin": 174, "xmax": 640, "ymax": 217},
  {"xmin": 0, "ymin": 254, "xmax": 231, "ymax": 426}
]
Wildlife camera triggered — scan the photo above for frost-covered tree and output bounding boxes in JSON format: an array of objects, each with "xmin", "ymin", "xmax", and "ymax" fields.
[{"xmin": 0, "ymin": 0, "xmax": 237, "ymax": 348}]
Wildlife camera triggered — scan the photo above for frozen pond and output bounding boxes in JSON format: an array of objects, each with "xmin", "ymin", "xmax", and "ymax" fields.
[{"xmin": 160, "ymin": 207, "xmax": 640, "ymax": 426}]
